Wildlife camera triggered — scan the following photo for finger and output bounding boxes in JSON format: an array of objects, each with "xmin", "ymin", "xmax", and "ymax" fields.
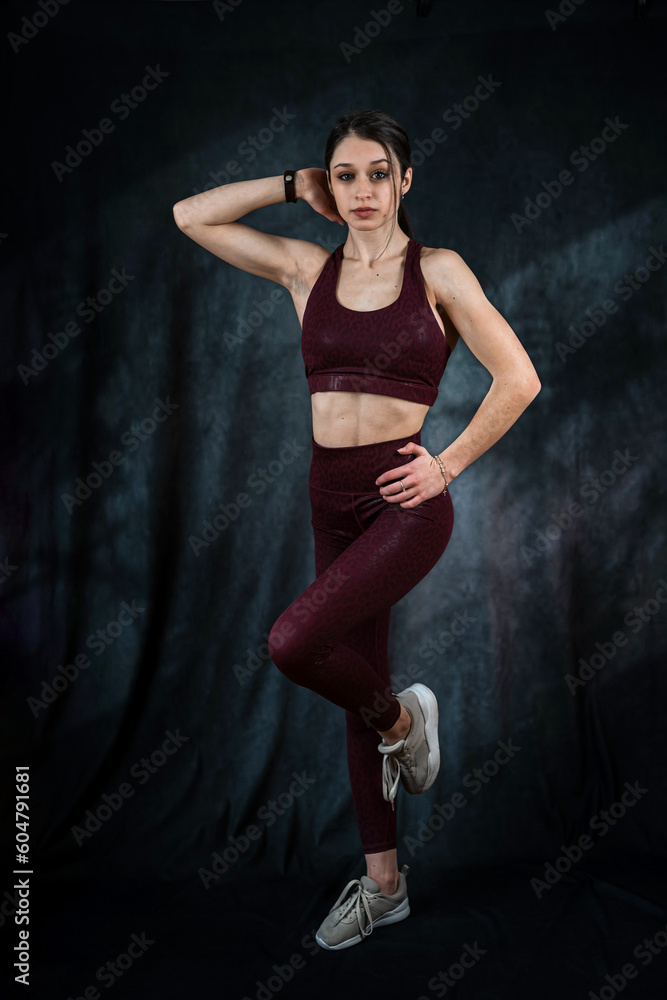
[
  {"xmin": 376, "ymin": 463, "xmax": 418, "ymax": 486},
  {"xmin": 399, "ymin": 488, "xmax": 426, "ymax": 506},
  {"xmin": 376, "ymin": 444, "xmax": 428, "ymax": 485},
  {"xmin": 386, "ymin": 483, "xmax": 416, "ymax": 502},
  {"xmin": 380, "ymin": 478, "xmax": 411, "ymax": 495},
  {"xmin": 380, "ymin": 480, "xmax": 412, "ymax": 497},
  {"xmin": 392, "ymin": 491, "xmax": 419, "ymax": 506},
  {"xmin": 399, "ymin": 497, "xmax": 422, "ymax": 508}
]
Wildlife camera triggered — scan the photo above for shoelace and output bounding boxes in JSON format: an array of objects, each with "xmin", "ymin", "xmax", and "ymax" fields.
[
  {"xmin": 378, "ymin": 738, "xmax": 416, "ymax": 810},
  {"xmin": 329, "ymin": 879, "xmax": 378, "ymax": 940}
]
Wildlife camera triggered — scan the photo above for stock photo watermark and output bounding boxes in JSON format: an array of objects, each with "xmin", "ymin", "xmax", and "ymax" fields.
[
  {"xmin": 198, "ymin": 771, "xmax": 317, "ymax": 887},
  {"xmin": 0, "ymin": 886, "xmax": 22, "ymax": 929},
  {"xmin": 17, "ymin": 267, "xmax": 135, "ymax": 384},
  {"xmin": 188, "ymin": 438, "xmax": 307, "ymax": 555},
  {"xmin": 556, "ymin": 244, "xmax": 667, "ymax": 362},
  {"xmin": 340, "ymin": 1, "xmax": 406, "ymax": 63},
  {"xmin": 212, "ymin": 0, "xmax": 244, "ymax": 21},
  {"xmin": 224, "ymin": 288, "xmax": 288, "ymax": 351},
  {"xmin": 521, "ymin": 447, "xmax": 639, "ymax": 566},
  {"xmin": 587, "ymin": 917, "xmax": 667, "ymax": 1000},
  {"xmin": 417, "ymin": 941, "xmax": 488, "ymax": 1000},
  {"xmin": 0, "ymin": 556, "xmax": 18, "ymax": 586},
  {"xmin": 60, "ymin": 397, "xmax": 179, "ymax": 513},
  {"xmin": 189, "ymin": 106, "xmax": 297, "ymax": 197},
  {"xmin": 51, "ymin": 66, "xmax": 170, "ymax": 181},
  {"xmin": 240, "ymin": 924, "xmax": 322, "ymax": 1000},
  {"xmin": 7, "ymin": 0, "xmax": 70, "ymax": 53},
  {"xmin": 403, "ymin": 739, "xmax": 522, "ymax": 857},
  {"xmin": 354, "ymin": 664, "xmax": 435, "ymax": 728},
  {"xmin": 27, "ymin": 600, "xmax": 145, "ymax": 716},
  {"xmin": 63, "ymin": 931, "xmax": 155, "ymax": 999},
  {"xmin": 71, "ymin": 729, "xmax": 189, "ymax": 846},
  {"xmin": 511, "ymin": 116, "xmax": 629, "ymax": 233},
  {"xmin": 305, "ymin": 307, "xmax": 439, "ymax": 395},
  {"xmin": 418, "ymin": 610, "xmax": 478, "ymax": 664},
  {"xmin": 410, "ymin": 75, "xmax": 502, "ymax": 166},
  {"xmin": 238, "ymin": 565, "xmax": 352, "ymax": 685},
  {"xmin": 545, "ymin": 0, "xmax": 586, "ymax": 30},
  {"xmin": 235, "ymin": 588, "xmax": 475, "ymax": 690},
  {"xmin": 565, "ymin": 577, "xmax": 667, "ymax": 693},
  {"xmin": 530, "ymin": 779, "xmax": 648, "ymax": 898}
]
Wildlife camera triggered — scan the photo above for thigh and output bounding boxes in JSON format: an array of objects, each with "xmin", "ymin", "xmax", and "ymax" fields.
[
  {"xmin": 343, "ymin": 493, "xmax": 455, "ymax": 614},
  {"xmin": 281, "ymin": 491, "xmax": 454, "ymax": 646},
  {"xmin": 310, "ymin": 485, "xmax": 392, "ymax": 673},
  {"xmin": 310, "ymin": 481, "xmax": 363, "ymax": 578}
]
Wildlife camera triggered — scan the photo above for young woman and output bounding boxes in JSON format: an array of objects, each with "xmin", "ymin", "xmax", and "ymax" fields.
[{"xmin": 173, "ymin": 109, "xmax": 541, "ymax": 951}]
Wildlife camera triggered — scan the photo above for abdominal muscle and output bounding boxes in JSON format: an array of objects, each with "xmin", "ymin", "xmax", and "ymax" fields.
[{"xmin": 310, "ymin": 390, "xmax": 429, "ymax": 448}]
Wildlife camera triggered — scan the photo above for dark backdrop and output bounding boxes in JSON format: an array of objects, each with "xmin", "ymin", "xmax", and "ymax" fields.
[{"xmin": 3, "ymin": 1, "xmax": 666, "ymax": 998}]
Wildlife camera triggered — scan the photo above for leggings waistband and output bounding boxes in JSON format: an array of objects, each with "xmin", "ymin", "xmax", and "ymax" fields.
[{"xmin": 309, "ymin": 430, "xmax": 422, "ymax": 493}]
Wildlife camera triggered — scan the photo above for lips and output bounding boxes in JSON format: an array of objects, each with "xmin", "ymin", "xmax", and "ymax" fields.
[{"xmin": 353, "ymin": 208, "xmax": 376, "ymax": 215}]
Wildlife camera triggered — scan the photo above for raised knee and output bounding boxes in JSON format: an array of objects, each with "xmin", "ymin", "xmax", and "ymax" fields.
[
  {"xmin": 268, "ymin": 615, "xmax": 308, "ymax": 677},
  {"xmin": 268, "ymin": 616, "xmax": 332, "ymax": 682}
]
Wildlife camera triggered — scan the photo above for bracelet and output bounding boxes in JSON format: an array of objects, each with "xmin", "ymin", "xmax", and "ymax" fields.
[
  {"xmin": 434, "ymin": 454, "xmax": 449, "ymax": 495},
  {"xmin": 284, "ymin": 169, "xmax": 297, "ymax": 203}
]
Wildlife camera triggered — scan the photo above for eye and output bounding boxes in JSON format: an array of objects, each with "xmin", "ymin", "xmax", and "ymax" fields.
[{"xmin": 336, "ymin": 170, "xmax": 389, "ymax": 181}]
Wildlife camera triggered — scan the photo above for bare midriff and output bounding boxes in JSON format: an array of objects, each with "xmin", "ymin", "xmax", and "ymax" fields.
[
  {"xmin": 310, "ymin": 390, "xmax": 429, "ymax": 448},
  {"xmin": 292, "ymin": 241, "xmax": 455, "ymax": 449}
]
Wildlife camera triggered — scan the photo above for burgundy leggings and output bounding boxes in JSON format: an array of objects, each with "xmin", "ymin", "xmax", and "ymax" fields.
[{"xmin": 267, "ymin": 430, "xmax": 454, "ymax": 854}]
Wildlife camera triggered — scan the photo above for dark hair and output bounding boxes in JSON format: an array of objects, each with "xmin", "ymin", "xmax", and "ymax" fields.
[{"xmin": 324, "ymin": 108, "xmax": 416, "ymax": 246}]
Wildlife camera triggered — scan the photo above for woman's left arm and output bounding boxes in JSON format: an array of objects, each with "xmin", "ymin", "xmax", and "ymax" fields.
[
  {"xmin": 377, "ymin": 249, "xmax": 541, "ymax": 505},
  {"xmin": 431, "ymin": 248, "xmax": 541, "ymax": 484}
]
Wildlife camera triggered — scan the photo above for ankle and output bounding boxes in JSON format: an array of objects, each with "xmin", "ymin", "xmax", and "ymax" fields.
[
  {"xmin": 377, "ymin": 704, "xmax": 411, "ymax": 744},
  {"xmin": 373, "ymin": 872, "xmax": 399, "ymax": 894}
]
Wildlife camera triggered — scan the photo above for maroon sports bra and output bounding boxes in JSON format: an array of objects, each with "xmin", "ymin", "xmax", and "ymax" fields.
[{"xmin": 301, "ymin": 238, "xmax": 450, "ymax": 406}]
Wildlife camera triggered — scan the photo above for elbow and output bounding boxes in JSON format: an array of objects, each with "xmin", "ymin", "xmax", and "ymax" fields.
[
  {"xmin": 494, "ymin": 368, "xmax": 542, "ymax": 406},
  {"xmin": 519, "ymin": 376, "xmax": 541, "ymax": 409},
  {"xmin": 172, "ymin": 202, "xmax": 189, "ymax": 230},
  {"xmin": 515, "ymin": 363, "xmax": 541, "ymax": 403},
  {"xmin": 527, "ymin": 372, "xmax": 541, "ymax": 400},
  {"xmin": 498, "ymin": 369, "xmax": 541, "ymax": 407}
]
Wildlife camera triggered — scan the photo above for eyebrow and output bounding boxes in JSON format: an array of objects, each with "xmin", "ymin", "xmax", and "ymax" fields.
[{"xmin": 332, "ymin": 158, "xmax": 390, "ymax": 168}]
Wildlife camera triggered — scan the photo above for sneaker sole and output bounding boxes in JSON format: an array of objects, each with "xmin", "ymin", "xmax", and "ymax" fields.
[
  {"xmin": 406, "ymin": 682, "xmax": 440, "ymax": 792},
  {"xmin": 315, "ymin": 898, "xmax": 410, "ymax": 951}
]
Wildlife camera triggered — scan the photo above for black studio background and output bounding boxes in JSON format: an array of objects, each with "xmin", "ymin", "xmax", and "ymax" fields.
[{"xmin": 2, "ymin": 1, "xmax": 667, "ymax": 997}]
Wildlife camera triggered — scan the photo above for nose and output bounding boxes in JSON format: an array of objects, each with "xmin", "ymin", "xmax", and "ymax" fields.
[{"xmin": 353, "ymin": 179, "xmax": 373, "ymax": 200}]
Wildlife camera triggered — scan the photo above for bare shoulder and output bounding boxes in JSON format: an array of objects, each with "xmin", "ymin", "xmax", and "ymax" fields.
[
  {"xmin": 418, "ymin": 245, "xmax": 541, "ymax": 392},
  {"xmin": 418, "ymin": 246, "xmax": 484, "ymax": 301}
]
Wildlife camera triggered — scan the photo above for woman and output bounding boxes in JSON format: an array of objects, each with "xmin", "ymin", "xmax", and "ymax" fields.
[{"xmin": 173, "ymin": 109, "xmax": 541, "ymax": 951}]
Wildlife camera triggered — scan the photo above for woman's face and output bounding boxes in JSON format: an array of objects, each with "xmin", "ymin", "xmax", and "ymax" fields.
[{"xmin": 327, "ymin": 135, "xmax": 411, "ymax": 230}]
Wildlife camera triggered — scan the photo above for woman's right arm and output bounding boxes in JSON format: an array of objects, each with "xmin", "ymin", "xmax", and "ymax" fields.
[{"xmin": 172, "ymin": 170, "xmax": 343, "ymax": 289}]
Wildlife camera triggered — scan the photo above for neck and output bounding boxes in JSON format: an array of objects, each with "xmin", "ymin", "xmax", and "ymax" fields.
[{"xmin": 342, "ymin": 228, "xmax": 410, "ymax": 267}]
